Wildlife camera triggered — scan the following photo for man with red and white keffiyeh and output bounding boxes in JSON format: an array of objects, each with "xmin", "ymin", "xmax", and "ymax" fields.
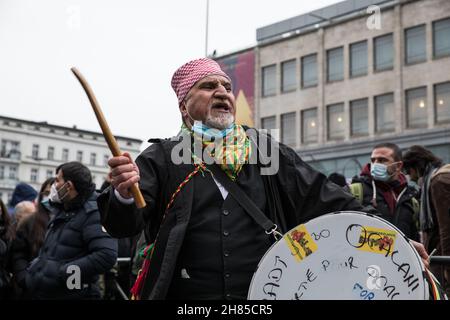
[{"xmin": 97, "ymin": 58, "xmax": 429, "ymax": 300}]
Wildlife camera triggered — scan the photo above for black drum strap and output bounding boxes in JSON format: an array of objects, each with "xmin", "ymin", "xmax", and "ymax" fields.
[{"xmin": 207, "ymin": 164, "xmax": 282, "ymax": 241}]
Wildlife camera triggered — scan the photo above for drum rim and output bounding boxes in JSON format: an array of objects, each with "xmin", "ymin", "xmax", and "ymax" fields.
[{"xmin": 248, "ymin": 210, "xmax": 430, "ymax": 300}]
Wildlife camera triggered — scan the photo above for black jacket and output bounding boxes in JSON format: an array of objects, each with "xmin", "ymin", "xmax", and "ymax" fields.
[
  {"xmin": 25, "ymin": 192, "xmax": 118, "ymax": 299},
  {"xmin": 9, "ymin": 215, "xmax": 36, "ymax": 298},
  {"xmin": 0, "ymin": 215, "xmax": 13, "ymax": 299},
  {"xmin": 98, "ymin": 130, "xmax": 364, "ymax": 299},
  {"xmin": 351, "ymin": 175, "xmax": 420, "ymax": 241},
  {"xmin": 9, "ymin": 213, "xmax": 51, "ymax": 298},
  {"xmin": 0, "ymin": 236, "xmax": 10, "ymax": 298}
]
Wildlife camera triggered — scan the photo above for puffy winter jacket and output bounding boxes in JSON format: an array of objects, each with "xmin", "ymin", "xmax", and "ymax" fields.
[{"xmin": 26, "ymin": 192, "xmax": 117, "ymax": 299}]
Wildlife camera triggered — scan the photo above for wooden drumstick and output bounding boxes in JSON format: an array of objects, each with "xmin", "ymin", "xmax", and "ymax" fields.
[{"xmin": 71, "ymin": 67, "xmax": 146, "ymax": 208}]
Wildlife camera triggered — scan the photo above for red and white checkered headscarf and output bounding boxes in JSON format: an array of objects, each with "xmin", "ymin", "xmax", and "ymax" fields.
[{"xmin": 171, "ymin": 58, "xmax": 231, "ymax": 105}]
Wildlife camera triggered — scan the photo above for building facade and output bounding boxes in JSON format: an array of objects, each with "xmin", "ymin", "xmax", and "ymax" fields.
[
  {"xmin": 254, "ymin": 0, "xmax": 450, "ymax": 177},
  {"xmin": 0, "ymin": 115, "xmax": 142, "ymax": 204}
]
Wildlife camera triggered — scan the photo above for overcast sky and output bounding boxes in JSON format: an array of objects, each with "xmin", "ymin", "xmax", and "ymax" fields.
[{"xmin": 0, "ymin": 0, "xmax": 341, "ymax": 149}]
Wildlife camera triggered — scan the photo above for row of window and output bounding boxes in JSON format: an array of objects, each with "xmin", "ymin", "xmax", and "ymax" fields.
[
  {"xmin": 0, "ymin": 165, "xmax": 58, "ymax": 183},
  {"xmin": 30, "ymin": 144, "xmax": 109, "ymax": 167},
  {"xmin": 262, "ymin": 17, "xmax": 450, "ymax": 96},
  {"xmin": 261, "ymin": 81, "xmax": 450, "ymax": 146},
  {"xmin": 0, "ymin": 141, "xmax": 111, "ymax": 167},
  {"xmin": 1, "ymin": 120, "xmax": 136, "ymax": 146},
  {"xmin": 0, "ymin": 165, "xmax": 103, "ymax": 188}
]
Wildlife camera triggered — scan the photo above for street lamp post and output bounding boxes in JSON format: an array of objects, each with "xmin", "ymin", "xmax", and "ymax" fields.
[{"xmin": 205, "ymin": 0, "xmax": 209, "ymax": 57}]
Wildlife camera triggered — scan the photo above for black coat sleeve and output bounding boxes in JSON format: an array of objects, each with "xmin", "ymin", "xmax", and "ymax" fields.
[
  {"xmin": 9, "ymin": 224, "xmax": 32, "ymax": 288},
  {"xmin": 278, "ymin": 144, "xmax": 364, "ymax": 224},
  {"xmin": 59, "ymin": 210, "xmax": 118, "ymax": 283},
  {"xmin": 98, "ymin": 143, "xmax": 168, "ymax": 238},
  {"xmin": 0, "ymin": 238, "xmax": 7, "ymax": 264}
]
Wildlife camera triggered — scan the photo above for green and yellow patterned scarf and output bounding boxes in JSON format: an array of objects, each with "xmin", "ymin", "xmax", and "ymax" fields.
[{"xmin": 181, "ymin": 123, "xmax": 251, "ymax": 181}]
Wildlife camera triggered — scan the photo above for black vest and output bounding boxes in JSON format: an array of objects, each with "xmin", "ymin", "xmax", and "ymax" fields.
[{"xmin": 166, "ymin": 164, "xmax": 272, "ymax": 300}]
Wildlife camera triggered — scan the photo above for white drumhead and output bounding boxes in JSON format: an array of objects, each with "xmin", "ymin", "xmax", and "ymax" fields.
[{"xmin": 248, "ymin": 211, "xmax": 429, "ymax": 300}]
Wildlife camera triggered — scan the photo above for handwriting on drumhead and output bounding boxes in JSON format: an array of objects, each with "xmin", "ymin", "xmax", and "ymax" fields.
[
  {"xmin": 345, "ymin": 224, "xmax": 397, "ymax": 256},
  {"xmin": 258, "ymin": 224, "xmax": 421, "ymax": 300},
  {"xmin": 293, "ymin": 256, "xmax": 359, "ymax": 300},
  {"xmin": 345, "ymin": 224, "xmax": 420, "ymax": 299},
  {"xmin": 262, "ymin": 255, "xmax": 288, "ymax": 299}
]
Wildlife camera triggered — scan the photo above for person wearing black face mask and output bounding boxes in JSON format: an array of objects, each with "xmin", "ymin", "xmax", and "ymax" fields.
[
  {"xmin": 24, "ymin": 162, "xmax": 117, "ymax": 299},
  {"xmin": 350, "ymin": 143, "xmax": 420, "ymax": 241}
]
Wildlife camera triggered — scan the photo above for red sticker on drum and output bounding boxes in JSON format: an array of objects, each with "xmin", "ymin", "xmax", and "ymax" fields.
[
  {"xmin": 284, "ymin": 225, "xmax": 318, "ymax": 262},
  {"xmin": 357, "ymin": 226, "xmax": 397, "ymax": 255}
]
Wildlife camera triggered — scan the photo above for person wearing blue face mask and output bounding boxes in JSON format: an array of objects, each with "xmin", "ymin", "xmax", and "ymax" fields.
[
  {"xmin": 350, "ymin": 143, "xmax": 420, "ymax": 241},
  {"xmin": 22, "ymin": 163, "xmax": 117, "ymax": 299}
]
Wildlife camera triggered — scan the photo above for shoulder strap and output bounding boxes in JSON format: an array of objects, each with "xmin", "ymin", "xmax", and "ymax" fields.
[
  {"xmin": 207, "ymin": 164, "xmax": 281, "ymax": 240},
  {"xmin": 349, "ymin": 182, "xmax": 364, "ymax": 204},
  {"xmin": 411, "ymin": 197, "xmax": 420, "ymax": 231},
  {"xmin": 411, "ymin": 197, "xmax": 420, "ymax": 215}
]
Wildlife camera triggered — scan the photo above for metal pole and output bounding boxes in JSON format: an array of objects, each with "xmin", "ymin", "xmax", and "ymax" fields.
[
  {"xmin": 430, "ymin": 256, "xmax": 450, "ymax": 265},
  {"xmin": 205, "ymin": 0, "xmax": 209, "ymax": 57},
  {"xmin": 116, "ymin": 257, "xmax": 132, "ymax": 264},
  {"xmin": 114, "ymin": 280, "xmax": 129, "ymax": 300}
]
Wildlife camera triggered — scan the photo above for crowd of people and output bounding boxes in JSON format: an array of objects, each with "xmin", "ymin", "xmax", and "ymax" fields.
[
  {"xmin": 0, "ymin": 58, "xmax": 449, "ymax": 300},
  {"xmin": 0, "ymin": 163, "xmax": 130, "ymax": 299}
]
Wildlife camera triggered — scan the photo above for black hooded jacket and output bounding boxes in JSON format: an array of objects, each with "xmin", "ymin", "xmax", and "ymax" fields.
[{"xmin": 351, "ymin": 164, "xmax": 420, "ymax": 241}]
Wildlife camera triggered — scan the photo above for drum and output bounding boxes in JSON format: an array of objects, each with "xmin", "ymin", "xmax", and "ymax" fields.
[{"xmin": 248, "ymin": 211, "xmax": 430, "ymax": 300}]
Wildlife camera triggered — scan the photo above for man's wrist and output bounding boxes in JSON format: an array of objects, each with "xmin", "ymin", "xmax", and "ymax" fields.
[{"xmin": 114, "ymin": 188, "xmax": 135, "ymax": 205}]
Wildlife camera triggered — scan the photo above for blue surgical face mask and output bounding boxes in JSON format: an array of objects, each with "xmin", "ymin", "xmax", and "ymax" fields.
[
  {"xmin": 40, "ymin": 196, "xmax": 49, "ymax": 205},
  {"xmin": 192, "ymin": 121, "xmax": 235, "ymax": 140},
  {"xmin": 371, "ymin": 162, "xmax": 400, "ymax": 182},
  {"xmin": 371, "ymin": 163, "xmax": 391, "ymax": 182}
]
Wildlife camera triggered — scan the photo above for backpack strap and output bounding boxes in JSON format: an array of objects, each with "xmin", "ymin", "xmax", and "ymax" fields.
[
  {"xmin": 411, "ymin": 197, "xmax": 420, "ymax": 231},
  {"xmin": 349, "ymin": 182, "xmax": 364, "ymax": 204},
  {"xmin": 411, "ymin": 197, "xmax": 420, "ymax": 216}
]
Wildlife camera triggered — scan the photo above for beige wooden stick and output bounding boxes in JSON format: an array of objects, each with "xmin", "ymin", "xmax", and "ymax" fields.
[{"xmin": 71, "ymin": 67, "xmax": 146, "ymax": 209}]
